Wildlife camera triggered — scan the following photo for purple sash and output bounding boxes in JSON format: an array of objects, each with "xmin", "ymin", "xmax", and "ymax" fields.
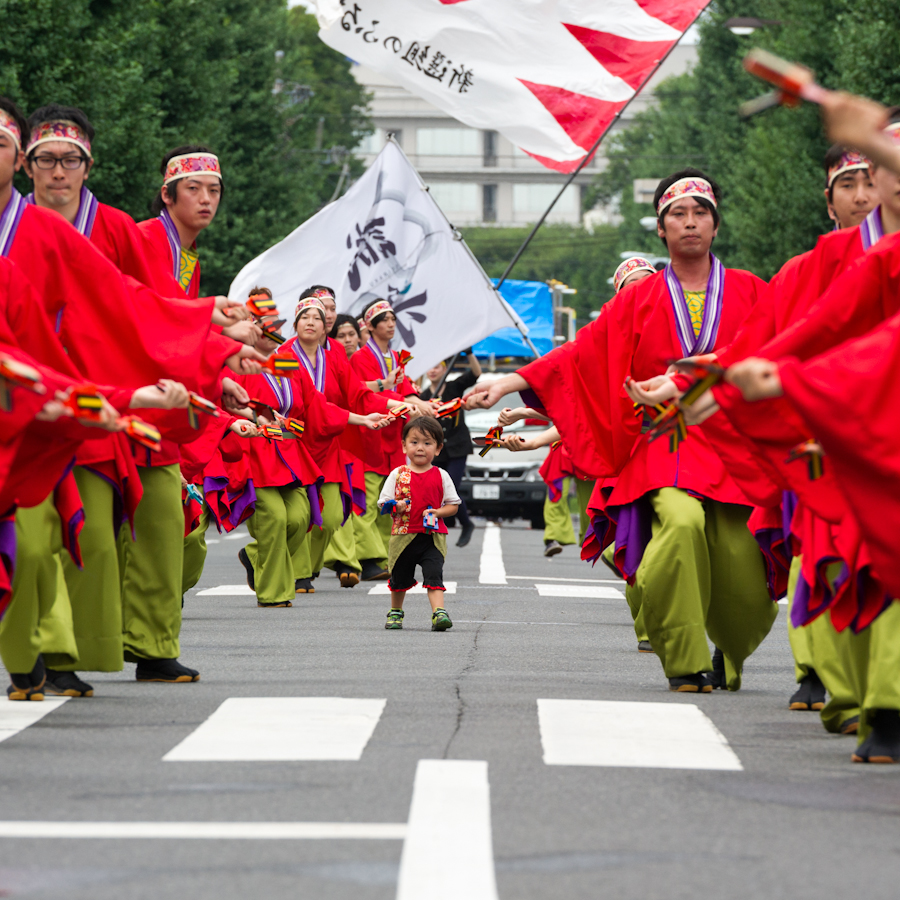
[
  {"xmin": 860, "ymin": 205, "xmax": 884, "ymax": 251},
  {"xmin": 262, "ymin": 373, "xmax": 293, "ymax": 417},
  {"xmin": 25, "ymin": 186, "xmax": 98, "ymax": 238},
  {"xmin": 365, "ymin": 338, "xmax": 395, "ymax": 379},
  {"xmin": 663, "ymin": 254, "xmax": 725, "ymax": 356},
  {"xmin": 292, "ymin": 341, "xmax": 327, "ymax": 393},
  {"xmin": 159, "ymin": 208, "xmax": 184, "ymax": 285},
  {"xmin": 0, "ymin": 189, "xmax": 26, "ymax": 257}
]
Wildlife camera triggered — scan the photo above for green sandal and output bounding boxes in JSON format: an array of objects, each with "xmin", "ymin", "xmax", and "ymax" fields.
[
  {"xmin": 431, "ymin": 608, "xmax": 453, "ymax": 631},
  {"xmin": 385, "ymin": 608, "xmax": 404, "ymax": 630}
]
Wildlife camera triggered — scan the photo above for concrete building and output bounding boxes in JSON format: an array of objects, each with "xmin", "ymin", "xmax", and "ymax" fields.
[{"xmin": 352, "ymin": 36, "xmax": 698, "ymax": 229}]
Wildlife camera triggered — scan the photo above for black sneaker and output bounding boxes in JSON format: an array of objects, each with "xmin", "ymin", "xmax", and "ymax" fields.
[
  {"xmin": 135, "ymin": 658, "xmax": 200, "ymax": 683},
  {"xmin": 789, "ymin": 670, "xmax": 825, "ymax": 710},
  {"xmin": 361, "ymin": 559, "xmax": 388, "ymax": 581},
  {"xmin": 44, "ymin": 669, "xmax": 94, "ymax": 697},
  {"xmin": 637, "ymin": 640, "xmax": 655, "ymax": 653},
  {"xmin": 708, "ymin": 647, "xmax": 726, "ymax": 690},
  {"xmin": 295, "ymin": 578, "xmax": 315, "ymax": 594},
  {"xmin": 457, "ymin": 522, "xmax": 475, "ymax": 548},
  {"xmin": 543, "ymin": 540, "xmax": 563, "ymax": 558},
  {"xmin": 668, "ymin": 673, "xmax": 712, "ymax": 693},
  {"xmin": 840, "ymin": 715, "xmax": 860, "ymax": 735},
  {"xmin": 238, "ymin": 547, "xmax": 255, "ymax": 591},
  {"xmin": 852, "ymin": 709, "xmax": 900, "ymax": 764}
]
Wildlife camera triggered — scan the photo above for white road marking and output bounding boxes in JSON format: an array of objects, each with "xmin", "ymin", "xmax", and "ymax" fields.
[
  {"xmin": 538, "ymin": 699, "xmax": 743, "ymax": 771},
  {"xmin": 206, "ymin": 539, "xmax": 220, "ymax": 544},
  {"xmin": 0, "ymin": 698, "xmax": 68, "ymax": 745},
  {"xmin": 0, "ymin": 821, "xmax": 405, "ymax": 840},
  {"xmin": 478, "ymin": 522, "xmax": 507, "ymax": 585},
  {"xmin": 223, "ymin": 531, "xmax": 251, "ymax": 541},
  {"xmin": 507, "ymin": 574, "xmax": 623, "ymax": 584},
  {"xmin": 535, "ymin": 583, "xmax": 623, "ymax": 599},
  {"xmin": 368, "ymin": 582, "xmax": 457, "ymax": 595},
  {"xmin": 455, "ymin": 620, "xmax": 581, "ymax": 626},
  {"xmin": 777, "ymin": 597, "xmax": 788, "ymax": 605},
  {"xmin": 196, "ymin": 585, "xmax": 255, "ymax": 596},
  {"xmin": 397, "ymin": 760, "xmax": 499, "ymax": 900},
  {"xmin": 163, "ymin": 698, "xmax": 386, "ymax": 762}
]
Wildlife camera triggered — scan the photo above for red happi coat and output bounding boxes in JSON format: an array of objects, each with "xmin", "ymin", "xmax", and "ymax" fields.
[{"xmin": 350, "ymin": 341, "xmax": 419, "ymax": 476}]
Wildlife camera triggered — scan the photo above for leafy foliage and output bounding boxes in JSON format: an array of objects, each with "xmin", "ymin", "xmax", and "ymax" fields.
[{"xmin": 0, "ymin": 0, "xmax": 370, "ymax": 293}]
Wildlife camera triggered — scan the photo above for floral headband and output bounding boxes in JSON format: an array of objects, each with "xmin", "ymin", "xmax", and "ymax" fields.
[
  {"xmin": 886, "ymin": 123, "xmax": 900, "ymax": 145},
  {"xmin": 656, "ymin": 177, "xmax": 717, "ymax": 216},
  {"xmin": 614, "ymin": 256, "xmax": 656, "ymax": 293},
  {"xmin": 163, "ymin": 152, "xmax": 222, "ymax": 186},
  {"xmin": 357, "ymin": 317, "xmax": 366, "ymax": 331},
  {"xmin": 294, "ymin": 296, "xmax": 327, "ymax": 323},
  {"xmin": 308, "ymin": 288, "xmax": 335, "ymax": 304},
  {"xmin": 0, "ymin": 110, "xmax": 21, "ymax": 150},
  {"xmin": 827, "ymin": 150, "xmax": 871, "ymax": 188},
  {"xmin": 363, "ymin": 300, "xmax": 392, "ymax": 327},
  {"xmin": 26, "ymin": 120, "xmax": 91, "ymax": 158}
]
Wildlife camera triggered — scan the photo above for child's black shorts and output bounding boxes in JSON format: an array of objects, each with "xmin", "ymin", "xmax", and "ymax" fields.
[{"xmin": 388, "ymin": 533, "xmax": 445, "ymax": 592}]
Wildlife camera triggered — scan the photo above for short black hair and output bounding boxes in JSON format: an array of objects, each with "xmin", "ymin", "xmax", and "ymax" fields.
[
  {"xmin": 653, "ymin": 167, "xmax": 722, "ymax": 247},
  {"xmin": 330, "ymin": 314, "xmax": 360, "ymax": 339},
  {"xmin": 402, "ymin": 415, "xmax": 444, "ymax": 446},
  {"xmin": 249, "ymin": 285, "xmax": 272, "ymax": 299},
  {"xmin": 0, "ymin": 97, "xmax": 28, "ymax": 148},
  {"xmin": 26, "ymin": 103, "xmax": 94, "ymax": 159},
  {"xmin": 300, "ymin": 284, "xmax": 335, "ymax": 301},
  {"xmin": 150, "ymin": 144, "xmax": 224, "ymax": 215},
  {"xmin": 362, "ymin": 298, "xmax": 393, "ymax": 329}
]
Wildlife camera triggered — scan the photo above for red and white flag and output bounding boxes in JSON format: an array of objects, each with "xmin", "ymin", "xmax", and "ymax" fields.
[{"xmin": 317, "ymin": 0, "xmax": 708, "ymax": 172}]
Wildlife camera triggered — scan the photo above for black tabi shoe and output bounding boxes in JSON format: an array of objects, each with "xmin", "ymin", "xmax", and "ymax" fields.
[
  {"xmin": 295, "ymin": 578, "xmax": 315, "ymax": 594},
  {"xmin": 789, "ymin": 670, "xmax": 825, "ymax": 710},
  {"xmin": 668, "ymin": 673, "xmax": 712, "ymax": 693},
  {"xmin": 840, "ymin": 715, "xmax": 860, "ymax": 735},
  {"xmin": 637, "ymin": 640, "xmax": 655, "ymax": 654},
  {"xmin": 457, "ymin": 522, "xmax": 475, "ymax": 548},
  {"xmin": 238, "ymin": 547, "xmax": 255, "ymax": 592},
  {"xmin": 135, "ymin": 658, "xmax": 200, "ymax": 683},
  {"xmin": 543, "ymin": 540, "xmax": 563, "ymax": 558},
  {"xmin": 852, "ymin": 709, "xmax": 900, "ymax": 764},
  {"xmin": 258, "ymin": 599, "xmax": 292, "ymax": 608},
  {"xmin": 360, "ymin": 559, "xmax": 389, "ymax": 582},
  {"xmin": 808, "ymin": 671, "xmax": 826, "ymax": 711},
  {"xmin": 708, "ymin": 647, "xmax": 727, "ymax": 690},
  {"xmin": 340, "ymin": 570, "xmax": 360, "ymax": 588},
  {"xmin": 44, "ymin": 669, "xmax": 94, "ymax": 698},
  {"xmin": 7, "ymin": 673, "xmax": 43, "ymax": 702}
]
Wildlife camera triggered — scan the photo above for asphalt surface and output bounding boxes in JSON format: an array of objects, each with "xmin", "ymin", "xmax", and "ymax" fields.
[{"xmin": 1, "ymin": 519, "xmax": 899, "ymax": 899}]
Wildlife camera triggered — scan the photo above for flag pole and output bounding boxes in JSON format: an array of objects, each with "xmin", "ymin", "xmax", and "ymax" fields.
[{"xmin": 495, "ymin": 16, "xmax": 707, "ymax": 289}]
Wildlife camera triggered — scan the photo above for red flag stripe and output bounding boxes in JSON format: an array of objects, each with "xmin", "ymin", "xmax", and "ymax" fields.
[{"xmin": 564, "ymin": 24, "xmax": 673, "ymax": 92}]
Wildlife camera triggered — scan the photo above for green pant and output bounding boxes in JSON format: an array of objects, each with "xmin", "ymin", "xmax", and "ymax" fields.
[
  {"xmin": 543, "ymin": 477, "xmax": 594, "ymax": 545},
  {"xmin": 118, "ymin": 465, "xmax": 184, "ymax": 661},
  {"xmin": 853, "ymin": 600, "xmax": 900, "ymax": 744},
  {"xmin": 353, "ymin": 472, "xmax": 389, "ymax": 566},
  {"xmin": 293, "ymin": 482, "xmax": 344, "ymax": 580},
  {"xmin": 182, "ymin": 507, "xmax": 210, "ymax": 595},
  {"xmin": 0, "ymin": 497, "xmax": 77, "ymax": 673},
  {"xmin": 601, "ymin": 541, "xmax": 648, "ymax": 644},
  {"xmin": 787, "ymin": 554, "xmax": 862, "ymax": 732},
  {"xmin": 634, "ymin": 488, "xmax": 776, "ymax": 688},
  {"xmin": 323, "ymin": 514, "xmax": 360, "ymax": 573},
  {"xmin": 246, "ymin": 485, "xmax": 311, "ymax": 605},
  {"xmin": 59, "ymin": 467, "xmax": 124, "ymax": 672}
]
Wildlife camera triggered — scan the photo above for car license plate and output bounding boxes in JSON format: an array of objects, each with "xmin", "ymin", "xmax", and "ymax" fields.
[{"xmin": 473, "ymin": 484, "xmax": 500, "ymax": 500}]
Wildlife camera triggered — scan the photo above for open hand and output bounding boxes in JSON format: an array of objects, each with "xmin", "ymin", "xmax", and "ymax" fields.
[{"xmin": 624, "ymin": 375, "xmax": 680, "ymax": 406}]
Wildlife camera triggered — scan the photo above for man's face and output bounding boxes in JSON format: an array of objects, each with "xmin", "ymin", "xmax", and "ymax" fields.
[
  {"xmin": 827, "ymin": 168, "xmax": 876, "ymax": 229},
  {"xmin": 0, "ymin": 131, "xmax": 23, "ymax": 191},
  {"xmin": 334, "ymin": 323, "xmax": 359, "ymax": 356},
  {"xmin": 164, "ymin": 174, "xmax": 221, "ymax": 231},
  {"xmin": 872, "ymin": 164, "xmax": 900, "ymax": 221},
  {"xmin": 658, "ymin": 197, "xmax": 717, "ymax": 260},
  {"xmin": 426, "ymin": 363, "xmax": 446, "ymax": 382},
  {"xmin": 373, "ymin": 310, "xmax": 396, "ymax": 342},
  {"xmin": 320, "ymin": 294, "xmax": 337, "ymax": 333},
  {"xmin": 24, "ymin": 140, "xmax": 91, "ymax": 210}
]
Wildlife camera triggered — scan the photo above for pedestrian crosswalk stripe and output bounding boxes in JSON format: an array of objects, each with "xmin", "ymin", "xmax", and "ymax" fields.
[
  {"xmin": 537, "ymin": 699, "xmax": 743, "ymax": 771},
  {"xmin": 196, "ymin": 585, "xmax": 255, "ymax": 596},
  {"xmin": 535, "ymin": 583, "xmax": 624, "ymax": 599},
  {"xmin": 0, "ymin": 698, "xmax": 68, "ymax": 745},
  {"xmin": 479, "ymin": 522, "xmax": 507, "ymax": 585},
  {"xmin": 398, "ymin": 760, "xmax": 499, "ymax": 900},
  {"xmin": 163, "ymin": 697, "xmax": 386, "ymax": 762},
  {"xmin": 368, "ymin": 582, "xmax": 457, "ymax": 595}
]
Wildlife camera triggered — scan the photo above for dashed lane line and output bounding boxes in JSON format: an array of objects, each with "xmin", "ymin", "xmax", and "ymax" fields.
[
  {"xmin": 535, "ymin": 583, "xmax": 624, "ymax": 599},
  {"xmin": 478, "ymin": 522, "xmax": 507, "ymax": 585}
]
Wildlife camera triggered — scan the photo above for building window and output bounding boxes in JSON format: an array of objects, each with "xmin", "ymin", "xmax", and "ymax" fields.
[
  {"xmin": 428, "ymin": 182, "xmax": 480, "ymax": 214},
  {"xmin": 355, "ymin": 129, "xmax": 383, "ymax": 155},
  {"xmin": 512, "ymin": 183, "xmax": 578, "ymax": 214},
  {"xmin": 483, "ymin": 184, "xmax": 497, "ymax": 223},
  {"xmin": 483, "ymin": 131, "xmax": 497, "ymax": 167},
  {"xmin": 417, "ymin": 128, "xmax": 479, "ymax": 156}
]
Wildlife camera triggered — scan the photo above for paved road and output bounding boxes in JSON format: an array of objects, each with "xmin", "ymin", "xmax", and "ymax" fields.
[{"xmin": 1, "ymin": 520, "xmax": 898, "ymax": 900}]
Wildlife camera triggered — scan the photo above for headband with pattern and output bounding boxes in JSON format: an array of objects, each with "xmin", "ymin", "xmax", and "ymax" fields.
[
  {"xmin": 656, "ymin": 177, "xmax": 717, "ymax": 216},
  {"xmin": 886, "ymin": 122, "xmax": 900, "ymax": 145},
  {"xmin": 0, "ymin": 110, "xmax": 21, "ymax": 150},
  {"xmin": 363, "ymin": 300, "xmax": 392, "ymax": 327},
  {"xmin": 827, "ymin": 150, "xmax": 871, "ymax": 188},
  {"xmin": 307, "ymin": 287, "xmax": 335, "ymax": 303},
  {"xmin": 163, "ymin": 152, "xmax": 222, "ymax": 186},
  {"xmin": 26, "ymin": 119, "xmax": 92, "ymax": 158},
  {"xmin": 294, "ymin": 296, "xmax": 327, "ymax": 323},
  {"xmin": 614, "ymin": 256, "xmax": 657, "ymax": 293}
]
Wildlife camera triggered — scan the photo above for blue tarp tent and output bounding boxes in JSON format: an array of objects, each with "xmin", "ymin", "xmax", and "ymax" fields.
[{"xmin": 472, "ymin": 279, "xmax": 553, "ymax": 358}]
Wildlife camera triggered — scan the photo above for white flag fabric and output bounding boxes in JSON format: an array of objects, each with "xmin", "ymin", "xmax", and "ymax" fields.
[
  {"xmin": 316, "ymin": 0, "xmax": 708, "ymax": 172},
  {"xmin": 228, "ymin": 141, "xmax": 522, "ymax": 379}
]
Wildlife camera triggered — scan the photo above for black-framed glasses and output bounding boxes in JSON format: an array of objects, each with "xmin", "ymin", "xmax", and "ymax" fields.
[{"xmin": 30, "ymin": 155, "xmax": 87, "ymax": 170}]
